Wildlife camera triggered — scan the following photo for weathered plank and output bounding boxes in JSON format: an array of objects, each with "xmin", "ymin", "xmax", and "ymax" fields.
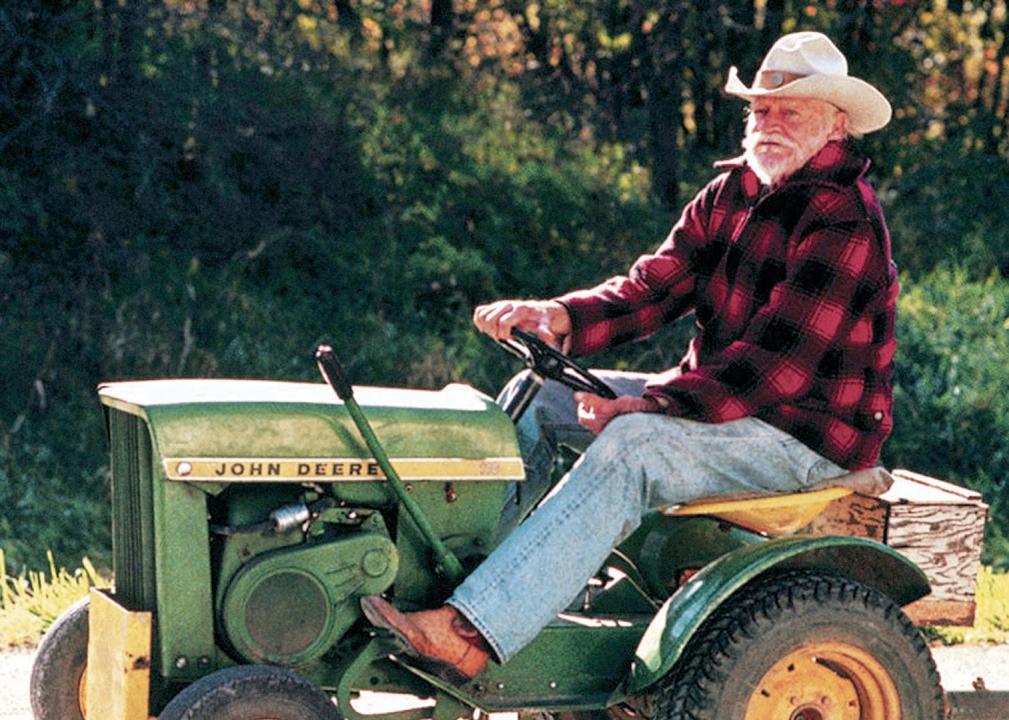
[
  {"xmin": 947, "ymin": 691, "xmax": 1009, "ymax": 720},
  {"xmin": 807, "ymin": 469, "xmax": 988, "ymax": 626},
  {"xmin": 808, "ymin": 492, "xmax": 887, "ymax": 541},
  {"xmin": 887, "ymin": 503, "xmax": 988, "ymax": 602},
  {"xmin": 904, "ymin": 598, "xmax": 977, "ymax": 626},
  {"xmin": 891, "ymin": 469, "xmax": 984, "ymax": 502}
]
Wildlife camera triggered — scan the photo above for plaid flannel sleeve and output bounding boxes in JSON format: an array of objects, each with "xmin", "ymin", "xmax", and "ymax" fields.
[
  {"xmin": 641, "ymin": 220, "xmax": 888, "ymax": 422},
  {"xmin": 555, "ymin": 182, "xmax": 716, "ymax": 356}
]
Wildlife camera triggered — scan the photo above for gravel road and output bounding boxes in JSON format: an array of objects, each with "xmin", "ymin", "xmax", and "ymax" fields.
[{"xmin": 3, "ymin": 645, "xmax": 1009, "ymax": 719}]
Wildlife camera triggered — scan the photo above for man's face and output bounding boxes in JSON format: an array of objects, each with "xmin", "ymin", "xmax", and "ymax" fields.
[{"xmin": 743, "ymin": 96, "xmax": 845, "ymax": 186}]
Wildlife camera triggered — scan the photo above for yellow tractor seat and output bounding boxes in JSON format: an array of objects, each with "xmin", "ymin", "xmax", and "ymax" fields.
[{"xmin": 660, "ymin": 467, "xmax": 894, "ymax": 535}]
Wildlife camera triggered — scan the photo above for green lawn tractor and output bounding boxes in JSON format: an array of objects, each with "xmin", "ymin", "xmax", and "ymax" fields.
[{"xmin": 31, "ymin": 331, "xmax": 956, "ymax": 720}]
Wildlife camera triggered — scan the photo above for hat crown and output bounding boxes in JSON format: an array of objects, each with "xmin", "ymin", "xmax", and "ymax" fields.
[
  {"xmin": 724, "ymin": 31, "xmax": 892, "ymax": 134},
  {"xmin": 760, "ymin": 31, "xmax": 848, "ymax": 78}
]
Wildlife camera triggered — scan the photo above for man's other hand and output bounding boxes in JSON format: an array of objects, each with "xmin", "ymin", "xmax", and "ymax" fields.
[
  {"xmin": 575, "ymin": 393, "xmax": 664, "ymax": 434},
  {"xmin": 472, "ymin": 299, "xmax": 572, "ymax": 348}
]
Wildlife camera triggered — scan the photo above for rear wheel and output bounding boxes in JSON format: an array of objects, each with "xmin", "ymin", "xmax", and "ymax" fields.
[
  {"xmin": 157, "ymin": 665, "xmax": 341, "ymax": 720},
  {"xmin": 30, "ymin": 595, "xmax": 90, "ymax": 720},
  {"xmin": 654, "ymin": 572, "xmax": 944, "ymax": 720}
]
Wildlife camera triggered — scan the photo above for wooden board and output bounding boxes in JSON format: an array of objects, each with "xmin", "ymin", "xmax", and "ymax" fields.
[
  {"xmin": 904, "ymin": 597, "xmax": 977, "ymax": 626},
  {"xmin": 809, "ymin": 492, "xmax": 887, "ymax": 541},
  {"xmin": 887, "ymin": 502, "xmax": 988, "ymax": 602},
  {"xmin": 884, "ymin": 469, "xmax": 984, "ymax": 505},
  {"xmin": 808, "ymin": 468, "xmax": 988, "ymax": 626},
  {"xmin": 947, "ymin": 691, "xmax": 1009, "ymax": 720}
]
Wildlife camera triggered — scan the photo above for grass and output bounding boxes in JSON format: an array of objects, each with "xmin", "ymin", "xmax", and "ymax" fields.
[
  {"xmin": 0, "ymin": 549, "xmax": 1006, "ymax": 649},
  {"xmin": 0, "ymin": 548, "xmax": 104, "ymax": 649}
]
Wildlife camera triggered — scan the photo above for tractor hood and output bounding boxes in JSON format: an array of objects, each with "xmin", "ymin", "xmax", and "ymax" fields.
[{"xmin": 98, "ymin": 379, "xmax": 523, "ymax": 483}]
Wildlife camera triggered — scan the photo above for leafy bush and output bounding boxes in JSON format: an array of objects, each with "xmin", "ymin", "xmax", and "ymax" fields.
[
  {"xmin": 0, "ymin": 26, "xmax": 663, "ymax": 570},
  {"xmin": 884, "ymin": 141, "xmax": 1009, "ymax": 278},
  {"xmin": 3, "ymin": 0, "xmax": 1009, "ymax": 573},
  {"xmin": 885, "ymin": 268, "xmax": 1009, "ymax": 567}
]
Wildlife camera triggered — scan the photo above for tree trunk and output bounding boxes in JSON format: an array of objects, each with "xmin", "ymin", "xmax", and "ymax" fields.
[
  {"xmin": 761, "ymin": 0, "xmax": 785, "ymax": 48},
  {"xmin": 428, "ymin": 0, "xmax": 453, "ymax": 57},
  {"xmin": 334, "ymin": 0, "xmax": 362, "ymax": 44},
  {"xmin": 115, "ymin": 0, "xmax": 141, "ymax": 88},
  {"xmin": 690, "ymin": 7, "xmax": 713, "ymax": 148},
  {"xmin": 718, "ymin": 0, "xmax": 759, "ymax": 153},
  {"xmin": 646, "ymin": 7, "xmax": 683, "ymax": 209},
  {"xmin": 101, "ymin": 0, "xmax": 114, "ymax": 79}
]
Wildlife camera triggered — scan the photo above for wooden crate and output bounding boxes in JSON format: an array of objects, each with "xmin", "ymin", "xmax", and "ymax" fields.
[{"xmin": 809, "ymin": 468, "xmax": 988, "ymax": 626}]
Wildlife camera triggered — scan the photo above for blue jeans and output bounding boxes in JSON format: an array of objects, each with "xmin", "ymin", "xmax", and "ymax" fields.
[{"xmin": 449, "ymin": 371, "xmax": 846, "ymax": 663}]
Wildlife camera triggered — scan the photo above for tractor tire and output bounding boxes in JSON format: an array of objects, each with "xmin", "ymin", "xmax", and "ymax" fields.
[
  {"xmin": 157, "ymin": 664, "xmax": 341, "ymax": 720},
  {"xmin": 653, "ymin": 571, "xmax": 944, "ymax": 720},
  {"xmin": 30, "ymin": 595, "xmax": 90, "ymax": 720}
]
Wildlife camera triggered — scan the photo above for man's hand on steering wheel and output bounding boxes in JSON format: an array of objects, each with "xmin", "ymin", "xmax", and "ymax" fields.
[
  {"xmin": 473, "ymin": 299, "xmax": 572, "ymax": 348},
  {"xmin": 575, "ymin": 393, "xmax": 664, "ymax": 435},
  {"xmin": 479, "ymin": 303, "xmax": 666, "ymax": 431}
]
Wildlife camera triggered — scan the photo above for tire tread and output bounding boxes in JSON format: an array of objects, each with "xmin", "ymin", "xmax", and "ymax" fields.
[
  {"xmin": 653, "ymin": 571, "xmax": 943, "ymax": 720},
  {"xmin": 156, "ymin": 664, "xmax": 341, "ymax": 720},
  {"xmin": 29, "ymin": 595, "xmax": 90, "ymax": 720}
]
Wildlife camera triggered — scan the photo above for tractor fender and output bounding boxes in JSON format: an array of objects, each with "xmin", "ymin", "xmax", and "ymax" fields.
[{"xmin": 625, "ymin": 534, "xmax": 930, "ymax": 693}]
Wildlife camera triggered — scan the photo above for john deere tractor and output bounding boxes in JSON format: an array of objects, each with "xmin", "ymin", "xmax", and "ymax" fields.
[{"xmin": 30, "ymin": 332, "xmax": 947, "ymax": 720}]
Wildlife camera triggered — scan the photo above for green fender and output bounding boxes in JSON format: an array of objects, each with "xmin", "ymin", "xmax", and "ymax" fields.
[{"xmin": 625, "ymin": 534, "xmax": 930, "ymax": 693}]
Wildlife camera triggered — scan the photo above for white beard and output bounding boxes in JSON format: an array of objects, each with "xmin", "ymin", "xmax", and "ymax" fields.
[
  {"xmin": 743, "ymin": 134, "xmax": 801, "ymax": 187},
  {"xmin": 742, "ymin": 129, "xmax": 835, "ymax": 188},
  {"xmin": 744, "ymin": 146, "xmax": 778, "ymax": 186}
]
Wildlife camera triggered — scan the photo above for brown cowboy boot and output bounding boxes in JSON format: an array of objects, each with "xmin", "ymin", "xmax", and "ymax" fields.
[{"xmin": 360, "ymin": 597, "xmax": 490, "ymax": 683}]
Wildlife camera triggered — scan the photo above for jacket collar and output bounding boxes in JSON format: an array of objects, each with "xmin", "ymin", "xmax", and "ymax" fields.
[{"xmin": 715, "ymin": 139, "xmax": 872, "ymax": 204}]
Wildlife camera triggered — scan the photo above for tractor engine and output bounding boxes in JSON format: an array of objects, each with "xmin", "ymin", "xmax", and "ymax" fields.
[
  {"xmin": 211, "ymin": 487, "xmax": 399, "ymax": 666},
  {"xmin": 98, "ymin": 378, "xmax": 522, "ymax": 683}
]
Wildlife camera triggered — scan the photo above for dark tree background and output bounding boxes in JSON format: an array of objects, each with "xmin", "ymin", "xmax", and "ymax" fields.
[{"xmin": 2, "ymin": 0, "xmax": 1009, "ymax": 569}]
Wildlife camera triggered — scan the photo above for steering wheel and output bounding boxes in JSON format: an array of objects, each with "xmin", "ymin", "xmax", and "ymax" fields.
[{"xmin": 498, "ymin": 328, "xmax": 617, "ymax": 399}]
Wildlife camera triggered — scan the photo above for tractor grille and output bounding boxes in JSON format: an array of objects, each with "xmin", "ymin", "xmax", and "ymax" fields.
[{"xmin": 107, "ymin": 409, "xmax": 157, "ymax": 611}]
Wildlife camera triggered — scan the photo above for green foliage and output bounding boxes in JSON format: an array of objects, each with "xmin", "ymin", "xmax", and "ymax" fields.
[
  {"xmin": 884, "ymin": 141, "xmax": 1009, "ymax": 277},
  {"xmin": 885, "ymin": 268, "xmax": 1009, "ymax": 567},
  {"xmin": 0, "ymin": 432, "xmax": 110, "ymax": 572},
  {"xmin": 1, "ymin": 0, "xmax": 1009, "ymax": 571},
  {"xmin": 0, "ymin": 0, "xmax": 662, "ymax": 570}
]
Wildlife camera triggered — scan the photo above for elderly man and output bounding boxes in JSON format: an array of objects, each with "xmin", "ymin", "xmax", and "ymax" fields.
[{"xmin": 362, "ymin": 32, "xmax": 898, "ymax": 682}]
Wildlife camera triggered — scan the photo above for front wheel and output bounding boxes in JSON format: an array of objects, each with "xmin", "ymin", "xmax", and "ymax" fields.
[
  {"xmin": 157, "ymin": 665, "xmax": 341, "ymax": 720},
  {"xmin": 654, "ymin": 572, "xmax": 944, "ymax": 720},
  {"xmin": 30, "ymin": 595, "xmax": 90, "ymax": 720}
]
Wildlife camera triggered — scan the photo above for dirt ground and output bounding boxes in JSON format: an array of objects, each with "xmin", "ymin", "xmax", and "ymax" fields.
[{"xmin": 3, "ymin": 645, "xmax": 1009, "ymax": 719}]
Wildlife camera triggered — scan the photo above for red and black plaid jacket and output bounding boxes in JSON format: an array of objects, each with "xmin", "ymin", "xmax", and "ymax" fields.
[{"xmin": 557, "ymin": 140, "xmax": 898, "ymax": 471}]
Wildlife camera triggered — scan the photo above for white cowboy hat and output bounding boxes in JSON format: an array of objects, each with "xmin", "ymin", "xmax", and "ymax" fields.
[{"xmin": 724, "ymin": 32, "xmax": 892, "ymax": 135}]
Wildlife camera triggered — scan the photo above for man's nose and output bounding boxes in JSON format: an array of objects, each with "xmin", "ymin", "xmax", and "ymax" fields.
[{"xmin": 754, "ymin": 110, "xmax": 778, "ymax": 131}]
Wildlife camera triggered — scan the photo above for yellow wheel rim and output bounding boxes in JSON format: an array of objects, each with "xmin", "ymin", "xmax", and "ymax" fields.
[{"xmin": 744, "ymin": 642, "xmax": 900, "ymax": 720}]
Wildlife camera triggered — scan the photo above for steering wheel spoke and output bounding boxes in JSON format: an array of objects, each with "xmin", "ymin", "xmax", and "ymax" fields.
[{"xmin": 499, "ymin": 329, "xmax": 617, "ymax": 399}]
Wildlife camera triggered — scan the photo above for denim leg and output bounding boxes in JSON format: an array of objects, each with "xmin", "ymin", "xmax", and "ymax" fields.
[
  {"xmin": 497, "ymin": 370, "xmax": 653, "ymax": 531},
  {"xmin": 450, "ymin": 412, "xmax": 845, "ymax": 663}
]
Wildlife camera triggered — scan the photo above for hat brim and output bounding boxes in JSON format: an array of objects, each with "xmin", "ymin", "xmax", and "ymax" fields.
[{"xmin": 724, "ymin": 66, "xmax": 892, "ymax": 135}]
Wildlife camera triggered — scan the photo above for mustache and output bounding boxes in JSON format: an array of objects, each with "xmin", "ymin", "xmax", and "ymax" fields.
[{"xmin": 743, "ymin": 132, "xmax": 797, "ymax": 151}]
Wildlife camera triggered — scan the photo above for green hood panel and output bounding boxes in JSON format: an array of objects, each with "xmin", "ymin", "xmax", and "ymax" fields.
[{"xmin": 98, "ymin": 380, "xmax": 523, "ymax": 481}]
